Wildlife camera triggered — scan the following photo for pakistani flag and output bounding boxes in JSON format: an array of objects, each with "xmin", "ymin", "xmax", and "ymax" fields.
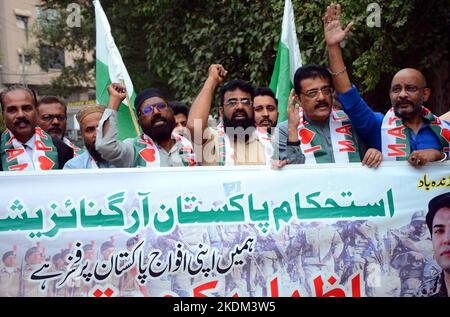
[
  {"xmin": 94, "ymin": 0, "xmax": 140, "ymax": 140},
  {"xmin": 269, "ymin": 0, "xmax": 302, "ymax": 123}
]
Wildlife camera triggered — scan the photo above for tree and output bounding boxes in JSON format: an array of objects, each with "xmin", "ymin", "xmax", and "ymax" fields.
[{"xmin": 33, "ymin": 0, "xmax": 449, "ymax": 114}]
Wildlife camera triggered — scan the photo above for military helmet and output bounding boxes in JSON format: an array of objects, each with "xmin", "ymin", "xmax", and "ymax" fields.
[{"xmin": 411, "ymin": 210, "xmax": 426, "ymax": 224}]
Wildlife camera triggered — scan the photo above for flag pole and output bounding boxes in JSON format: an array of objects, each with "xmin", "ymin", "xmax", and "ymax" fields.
[{"xmin": 120, "ymin": 79, "xmax": 141, "ymax": 137}]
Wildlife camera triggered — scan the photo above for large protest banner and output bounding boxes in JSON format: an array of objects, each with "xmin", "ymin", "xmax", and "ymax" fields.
[{"xmin": 0, "ymin": 162, "xmax": 449, "ymax": 297}]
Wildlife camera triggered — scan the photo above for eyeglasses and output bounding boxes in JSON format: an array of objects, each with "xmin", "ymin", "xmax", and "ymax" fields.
[
  {"xmin": 301, "ymin": 87, "xmax": 334, "ymax": 99},
  {"xmin": 140, "ymin": 102, "xmax": 168, "ymax": 116},
  {"xmin": 225, "ymin": 98, "xmax": 252, "ymax": 108},
  {"xmin": 390, "ymin": 85, "xmax": 426, "ymax": 94},
  {"xmin": 40, "ymin": 114, "xmax": 67, "ymax": 122}
]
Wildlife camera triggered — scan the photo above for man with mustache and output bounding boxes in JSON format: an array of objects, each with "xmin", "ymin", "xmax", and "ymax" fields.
[
  {"xmin": 253, "ymin": 87, "xmax": 279, "ymax": 134},
  {"xmin": 63, "ymin": 105, "xmax": 115, "ymax": 169},
  {"xmin": 36, "ymin": 96, "xmax": 83, "ymax": 155},
  {"xmin": 324, "ymin": 3, "xmax": 449, "ymax": 167},
  {"xmin": 416, "ymin": 193, "xmax": 450, "ymax": 297},
  {"xmin": 188, "ymin": 64, "xmax": 276, "ymax": 166},
  {"xmin": 278, "ymin": 64, "xmax": 381, "ymax": 167},
  {"xmin": 95, "ymin": 83, "xmax": 197, "ymax": 167},
  {"xmin": 0, "ymin": 86, "xmax": 74, "ymax": 171}
]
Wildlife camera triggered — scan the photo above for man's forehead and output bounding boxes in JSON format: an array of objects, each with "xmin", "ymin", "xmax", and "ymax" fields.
[
  {"xmin": 37, "ymin": 102, "xmax": 65, "ymax": 113},
  {"xmin": 3, "ymin": 90, "xmax": 34, "ymax": 105},
  {"xmin": 254, "ymin": 95, "xmax": 276, "ymax": 106},
  {"xmin": 301, "ymin": 76, "xmax": 331, "ymax": 89},
  {"xmin": 141, "ymin": 96, "xmax": 165, "ymax": 106},
  {"xmin": 224, "ymin": 89, "xmax": 251, "ymax": 100},
  {"xmin": 391, "ymin": 69, "xmax": 426, "ymax": 86},
  {"xmin": 433, "ymin": 207, "xmax": 450, "ymax": 225}
]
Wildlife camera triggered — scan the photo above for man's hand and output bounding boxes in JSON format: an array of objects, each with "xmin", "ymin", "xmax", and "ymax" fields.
[
  {"xmin": 207, "ymin": 64, "xmax": 228, "ymax": 87},
  {"xmin": 107, "ymin": 83, "xmax": 127, "ymax": 111},
  {"xmin": 361, "ymin": 148, "xmax": 382, "ymax": 168},
  {"xmin": 323, "ymin": 3, "xmax": 353, "ymax": 47},
  {"xmin": 287, "ymin": 89, "xmax": 301, "ymax": 142},
  {"xmin": 408, "ymin": 149, "xmax": 446, "ymax": 167},
  {"xmin": 271, "ymin": 159, "xmax": 290, "ymax": 170}
]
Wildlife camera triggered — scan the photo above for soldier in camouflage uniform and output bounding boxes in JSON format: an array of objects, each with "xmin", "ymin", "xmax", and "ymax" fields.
[
  {"xmin": 169, "ymin": 225, "xmax": 211, "ymax": 296},
  {"xmin": 72, "ymin": 242, "xmax": 96, "ymax": 297},
  {"xmin": 22, "ymin": 246, "xmax": 48, "ymax": 297},
  {"xmin": 0, "ymin": 250, "xmax": 20, "ymax": 297},
  {"xmin": 297, "ymin": 222, "xmax": 344, "ymax": 296},
  {"xmin": 96, "ymin": 240, "xmax": 120, "ymax": 291},
  {"xmin": 416, "ymin": 193, "xmax": 450, "ymax": 297},
  {"xmin": 340, "ymin": 220, "xmax": 384, "ymax": 297},
  {"xmin": 390, "ymin": 211, "xmax": 435, "ymax": 296},
  {"xmin": 48, "ymin": 253, "xmax": 66, "ymax": 297},
  {"xmin": 248, "ymin": 225, "xmax": 285, "ymax": 297},
  {"xmin": 119, "ymin": 237, "xmax": 148, "ymax": 297}
]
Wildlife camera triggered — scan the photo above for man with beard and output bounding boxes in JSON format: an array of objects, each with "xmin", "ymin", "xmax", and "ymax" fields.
[
  {"xmin": 63, "ymin": 105, "xmax": 115, "ymax": 169},
  {"xmin": 188, "ymin": 64, "xmax": 276, "ymax": 166},
  {"xmin": 95, "ymin": 83, "xmax": 197, "ymax": 167},
  {"xmin": 0, "ymin": 86, "xmax": 73, "ymax": 171},
  {"xmin": 278, "ymin": 64, "xmax": 381, "ymax": 167},
  {"xmin": 324, "ymin": 3, "xmax": 449, "ymax": 167},
  {"xmin": 36, "ymin": 96, "xmax": 83, "ymax": 155}
]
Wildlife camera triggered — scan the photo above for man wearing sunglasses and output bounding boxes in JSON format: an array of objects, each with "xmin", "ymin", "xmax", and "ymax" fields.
[
  {"xmin": 188, "ymin": 64, "xmax": 275, "ymax": 166},
  {"xmin": 324, "ymin": 3, "xmax": 449, "ymax": 167},
  {"xmin": 278, "ymin": 64, "xmax": 381, "ymax": 167},
  {"xmin": 95, "ymin": 83, "xmax": 197, "ymax": 167},
  {"xmin": 36, "ymin": 96, "xmax": 83, "ymax": 156}
]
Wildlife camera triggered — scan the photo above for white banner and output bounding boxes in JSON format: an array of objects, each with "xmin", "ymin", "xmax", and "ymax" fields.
[{"xmin": 0, "ymin": 162, "xmax": 449, "ymax": 297}]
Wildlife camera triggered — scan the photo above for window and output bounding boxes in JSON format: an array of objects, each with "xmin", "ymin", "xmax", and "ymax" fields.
[
  {"xmin": 16, "ymin": 15, "xmax": 29, "ymax": 29},
  {"xmin": 19, "ymin": 53, "xmax": 32, "ymax": 65}
]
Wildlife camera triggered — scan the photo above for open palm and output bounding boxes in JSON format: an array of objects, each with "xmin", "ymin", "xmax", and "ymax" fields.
[{"xmin": 323, "ymin": 3, "xmax": 353, "ymax": 46}]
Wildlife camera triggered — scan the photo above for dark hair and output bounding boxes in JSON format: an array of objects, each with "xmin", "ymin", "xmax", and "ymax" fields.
[
  {"xmin": 25, "ymin": 247, "xmax": 39, "ymax": 260},
  {"xmin": 293, "ymin": 64, "xmax": 332, "ymax": 95},
  {"xmin": 0, "ymin": 85, "xmax": 38, "ymax": 111},
  {"xmin": 2, "ymin": 251, "xmax": 14, "ymax": 263},
  {"xmin": 169, "ymin": 101, "xmax": 189, "ymax": 118},
  {"xmin": 219, "ymin": 80, "xmax": 254, "ymax": 107},
  {"xmin": 254, "ymin": 87, "xmax": 278, "ymax": 106},
  {"xmin": 126, "ymin": 237, "xmax": 139, "ymax": 248},
  {"xmin": 426, "ymin": 192, "xmax": 450, "ymax": 234},
  {"xmin": 37, "ymin": 96, "xmax": 67, "ymax": 111},
  {"xmin": 134, "ymin": 88, "xmax": 165, "ymax": 113}
]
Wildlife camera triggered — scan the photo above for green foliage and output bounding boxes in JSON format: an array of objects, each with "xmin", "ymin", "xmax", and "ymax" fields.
[{"xmin": 33, "ymin": 0, "xmax": 449, "ymax": 112}]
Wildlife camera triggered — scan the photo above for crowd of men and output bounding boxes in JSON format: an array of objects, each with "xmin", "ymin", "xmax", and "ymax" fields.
[{"xmin": 0, "ymin": 3, "xmax": 449, "ymax": 297}]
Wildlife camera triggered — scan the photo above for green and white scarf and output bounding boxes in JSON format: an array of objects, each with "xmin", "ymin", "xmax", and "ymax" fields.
[
  {"xmin": 1, "ymin": 127, "xmax": 59, "ymax": 171},
  {"xmin": 63, "ymin": 137, "xmax": 83, "ymax": 156},
  {"xmin": 132, "ymin": 133, "xmax": 198, "ymax": 167},
  {"xmin": 297, "ymin": 108, "xmax": 360, "ymax": 164},
  {"xmin": 381, "ymin": 106, "xmax": 450, "ymax": 160}
]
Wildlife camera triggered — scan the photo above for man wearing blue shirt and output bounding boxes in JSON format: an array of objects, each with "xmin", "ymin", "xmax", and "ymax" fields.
[{"xmin": 323, "ymin": 3, "xmax": 449, "ymax": 167}]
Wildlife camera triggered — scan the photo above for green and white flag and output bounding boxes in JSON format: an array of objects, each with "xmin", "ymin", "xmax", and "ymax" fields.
[
  {"xmin": 269, "ymin": 0, "xmax": 302, "ymax": 123},
  {"xmin": 94, "ymin": 0, "xmax": 140, "ymax": 140}
]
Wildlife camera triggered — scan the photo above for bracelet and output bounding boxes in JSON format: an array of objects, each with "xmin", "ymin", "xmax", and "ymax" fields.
[
  {"xmin": 328, "ymin": 67, "xmax": 347, "ymax": 76},
  {"xmin": 437, "ymin": 152, "xmax": 448, "ymax": 162}
]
